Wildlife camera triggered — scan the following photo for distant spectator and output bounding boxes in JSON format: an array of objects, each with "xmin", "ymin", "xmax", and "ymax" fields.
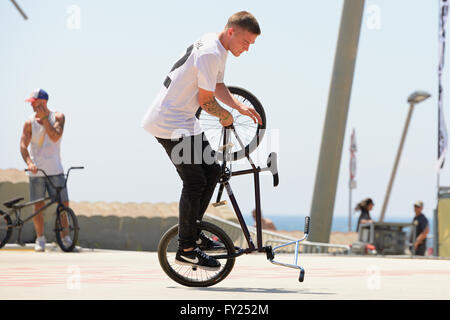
[
  {"xmin": 355, "ymin": 198, "xmax": 374, "ymax": 232},
  {"xmin": 411, "ymin": 200, "xmax": 429, "ymax": 256},
  {"xmin": 20, "ymin": 88, "xmax": 71, "ymax": 252},
  {"xmin": 252, "ymin": 209, "xmax": 277, "ymax": 231}
]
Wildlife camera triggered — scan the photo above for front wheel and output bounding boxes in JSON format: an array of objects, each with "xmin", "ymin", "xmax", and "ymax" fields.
[
  {"xmin": 0, "ymin": 211, "xmax": 13, "ymax": 249},
  {"xmin": 158, "ymin": 221, "xmax": 236, "ymax": 287},
  {"xmin": 196, "ymin": 86, "xmax": 267, "ymax": 161},
  {"xmin": 54, "ymin": 206, "xmax": 79, "ymax": 252}
]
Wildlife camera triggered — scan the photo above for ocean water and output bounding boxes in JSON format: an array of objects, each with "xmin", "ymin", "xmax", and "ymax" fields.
[{"xmin": 243, "ymin": 214, "xmax": 434, "ymax": 234}]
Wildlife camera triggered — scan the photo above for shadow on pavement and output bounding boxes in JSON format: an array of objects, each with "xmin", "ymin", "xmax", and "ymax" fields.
[{"xmin": 169, "ymin": 286, "xmax": 336, "ymax": 295}]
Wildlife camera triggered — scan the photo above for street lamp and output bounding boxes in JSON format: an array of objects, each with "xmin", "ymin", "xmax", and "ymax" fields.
[
  {"xmin": 408, "ymin": 91, "xmax": 432, "ymax": 104},
  {"xmin": 379, "ymin": 90, "xmax": 431, "ymax": 222}
]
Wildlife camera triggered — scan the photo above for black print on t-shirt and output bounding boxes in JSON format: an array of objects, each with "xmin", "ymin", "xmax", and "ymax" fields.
[{"xmin": 163, "ymin": 44, "xmax": 194, "ymax": 88}]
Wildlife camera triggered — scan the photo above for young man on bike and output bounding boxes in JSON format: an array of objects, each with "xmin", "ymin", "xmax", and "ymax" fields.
[
  {"xmin": 20, "ymin": 88, "xmax": 71, "ymax": 252},
  {"xmin": 142, "ymin": 11, "xmax": 262, "ymax": 270}
]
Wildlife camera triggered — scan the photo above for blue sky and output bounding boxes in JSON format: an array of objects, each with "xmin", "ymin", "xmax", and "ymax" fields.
[{"xmin": 1, "ymin": 0, "xmax": 448, "ymax": 222}]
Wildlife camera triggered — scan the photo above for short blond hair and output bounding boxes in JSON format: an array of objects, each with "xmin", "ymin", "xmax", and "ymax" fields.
[{"xmin": 226, "ymin": 11, "xmax": 261, "ymax": 35}]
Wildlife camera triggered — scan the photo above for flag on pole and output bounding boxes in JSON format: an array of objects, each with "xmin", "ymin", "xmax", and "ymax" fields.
[
  {"xmin": 350, "ymin": 128, "xmax": 357, "ymax": 188},
  {"xmin": 438, "ymin": 0, "xmax": 449, "ymax": 170}
]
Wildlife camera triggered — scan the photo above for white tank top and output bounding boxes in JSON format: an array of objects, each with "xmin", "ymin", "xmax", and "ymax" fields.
[{"xmin": 27, "ymin": 111, "xmax": 64, "ymax": 177}]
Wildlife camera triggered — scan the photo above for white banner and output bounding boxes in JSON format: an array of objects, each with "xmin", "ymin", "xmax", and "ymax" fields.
[{"xmin": 438, "ymin": 0, "xmax": 449, "ymax": 170}]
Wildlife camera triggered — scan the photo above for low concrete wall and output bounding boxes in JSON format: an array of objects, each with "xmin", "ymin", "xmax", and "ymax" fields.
[
  {"xmin": 0, "ymin": 169, "xmax": 239, "ymax": 250},
  {"xmin": 76, "ymin": 215, "xmax": 179, "ymax": 251},
  {"xmin": 1, "ymin": 199, "xmax": 237, "ymax": 251}
]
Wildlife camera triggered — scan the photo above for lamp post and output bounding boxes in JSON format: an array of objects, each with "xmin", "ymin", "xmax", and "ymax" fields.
[
  {"xmin": 10, "ymin": 0, "xmax": 28, "ymax": 20},
  {"xmin": 379, "ymin": 91, "xmax": 431, "ymax": 222}
]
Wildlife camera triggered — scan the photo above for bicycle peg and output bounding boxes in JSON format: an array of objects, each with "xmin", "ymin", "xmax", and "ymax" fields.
[
  {"xmin": 304, "ymin": 216, "xmax": 311, "ymax": 236},
  {"xmin": 268, "ymin": 216, "xmax": 311, "ymax": 283}
]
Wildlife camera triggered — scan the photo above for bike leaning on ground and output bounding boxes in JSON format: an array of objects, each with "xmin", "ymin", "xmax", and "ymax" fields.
[{"xmin": 0, "ymin": 166, "xmax": 84, "ymax": 252}]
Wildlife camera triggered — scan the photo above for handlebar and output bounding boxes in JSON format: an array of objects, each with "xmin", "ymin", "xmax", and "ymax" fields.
[{"xmin": 25, "ymin": 166, "xmax": 84, "ymax": 189}]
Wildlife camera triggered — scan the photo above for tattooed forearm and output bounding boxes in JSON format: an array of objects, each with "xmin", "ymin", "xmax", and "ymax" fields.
[{"xmin": 202, "ymin": 98, "xmax": 230, "ymax": 121}]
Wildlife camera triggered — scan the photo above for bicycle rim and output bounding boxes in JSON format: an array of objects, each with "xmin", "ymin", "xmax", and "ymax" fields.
[
  {"xmin": 196, "ymin": 86, "xmax": 266, "ymax": 161},
  {"xmin": 0, "ymin": 211, "xmax": 12, "ymax": 249},
  {"xmin": 54, "ymin": 207, "xmax": 79, "ymax": 252}
]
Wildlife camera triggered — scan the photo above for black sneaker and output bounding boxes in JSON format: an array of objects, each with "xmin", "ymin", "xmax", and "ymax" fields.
[
  {"xmin": 196, "ymin": 232, "xmax": 226, "ymax": 251},
  {"xmin": 175, "ymin": 247, "xmax": 221, "ymax": 271}
]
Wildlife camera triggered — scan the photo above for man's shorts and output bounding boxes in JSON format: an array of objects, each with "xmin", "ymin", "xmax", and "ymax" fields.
[{"xmin": 29, "ymin": 174, "xmax": 69, "ymax": 203}]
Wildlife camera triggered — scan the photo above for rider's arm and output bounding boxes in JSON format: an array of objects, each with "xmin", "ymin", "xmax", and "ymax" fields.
[
  {"xmin": 196, "ymin": 52, "xmax": 233, "ymax": 127},
  {"xmin": 214, "ymin": 83, "xmax": 262, "ymax": 125},
  {"xmin": 20, "ymin": 120, "xmax": 37, "ymax": 173},
  {"xmin": 40, "ymin": 112, "xmax": 65, "ymax": 143},
  {"xmin": 198, "ymin": 88, "xmax": 233, "ymax": 127},
  {"xmin": 214, "ymin": 83, "xmax": 240, "ymax": 109}
]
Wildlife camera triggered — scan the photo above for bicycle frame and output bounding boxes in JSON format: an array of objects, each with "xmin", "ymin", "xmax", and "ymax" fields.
[
  {"xmin": 9, "ymin": 196, "xmax": 58, "ymax": 222},
  {"xmin": 212, "ymin": 126, "xmax": 310, "ymax": 280},
  {"xmin": 214, "ymin": 126, "xmax": 282, "ymax": 253}
]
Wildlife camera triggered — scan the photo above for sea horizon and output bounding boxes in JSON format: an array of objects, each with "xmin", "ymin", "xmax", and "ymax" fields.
[{"xmin": 243, "ymin": 214, "xmax": 433, "ymax": 233}]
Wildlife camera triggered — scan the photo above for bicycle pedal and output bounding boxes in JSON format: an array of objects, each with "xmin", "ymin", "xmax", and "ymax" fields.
[{"xmin": 212, "ymin": 200, "xmax": 227, "ymax": 207}]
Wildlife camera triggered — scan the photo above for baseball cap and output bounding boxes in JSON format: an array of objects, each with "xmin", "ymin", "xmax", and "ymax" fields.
[
  {"xmin": 25, "ymin": 88, "xmax": 49, "ymax": 103},
  {"xmin": 414, "ymin": 200, "xmax": 424, "ymax": 207}
]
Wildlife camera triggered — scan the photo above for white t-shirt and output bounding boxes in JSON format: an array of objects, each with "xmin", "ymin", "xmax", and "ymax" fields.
[{"xmin": 141, "ymin": 32, "xmax": 228, "ymax": 139}]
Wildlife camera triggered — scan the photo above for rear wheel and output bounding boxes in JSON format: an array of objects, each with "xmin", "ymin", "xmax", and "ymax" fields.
[
  {"xmin": 0, "ymin": 211, "xmax": 13, "ymax": 249},
  {"xmin": 158, "ymin": 221, "xmax": 236, "ymax": 287},
  {"xmin": 54, "ymin": 207, "xmax": 79, "ymax": 252}
]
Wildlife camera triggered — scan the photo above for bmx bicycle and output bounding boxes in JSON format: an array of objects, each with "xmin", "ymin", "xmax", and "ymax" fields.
[
  {"xmin": 0, "ymin": 166, "xmax": 84, "ymax": 252},
  {"xmin": 157, "ymin": 86, "xmax": 310, "ymax": 287}
]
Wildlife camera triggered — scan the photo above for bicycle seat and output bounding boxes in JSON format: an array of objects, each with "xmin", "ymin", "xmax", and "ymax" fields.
[{"xmin": 3, "ymin": 197, "xmax": 24, "ymax": 208}]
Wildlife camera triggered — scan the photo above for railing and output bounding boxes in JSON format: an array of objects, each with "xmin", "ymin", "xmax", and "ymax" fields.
[{"xmin": 203, "ymin": 213, "xmax": 350, "ymax": 255}]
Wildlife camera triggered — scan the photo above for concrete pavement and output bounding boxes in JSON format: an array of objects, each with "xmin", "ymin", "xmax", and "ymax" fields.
[{"xmin": 1, "ymin": 246, "xmax": 449, "ymax": 300}]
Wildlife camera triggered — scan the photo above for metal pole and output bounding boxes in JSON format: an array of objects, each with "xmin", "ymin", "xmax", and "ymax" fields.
[
  {"xmin": 349, "ymin": 180, "xmax": 352, "ymax": 232},
  {"xmin": 379, "ymin": 103, "xmax": 415, "ymax": 222},
  {"xmin": 10, "ymin": 0, "xmax": 28, "ymax": 20},
  {"xmin": 309, "ymin": 0, "xmax": 365, "ymax": 243}
]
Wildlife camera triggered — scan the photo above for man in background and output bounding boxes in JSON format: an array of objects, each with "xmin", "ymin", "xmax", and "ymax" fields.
[
  {"xmin": 411, "ymin": 200, "xmax": 429, "ymax": 256},
  {"xmin": 20, "ymin": 88, "xmax": 70, "ymax": 252}
]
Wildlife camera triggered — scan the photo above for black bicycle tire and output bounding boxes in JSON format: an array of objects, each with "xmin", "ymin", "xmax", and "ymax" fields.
[
  {"xmin": 54, "ymin": 207, "xmax": 79, "ymax": 252},
  {"xmin": 196, "ymin": 86, "xmax": 267, "ymax": 161},
  {"xmin": 0, "ymin": 211, "xmax": 13, "ymax": 249},
  {"xmin": 158, "ymin": 221, "xmax": 236, "ymax": 287}
]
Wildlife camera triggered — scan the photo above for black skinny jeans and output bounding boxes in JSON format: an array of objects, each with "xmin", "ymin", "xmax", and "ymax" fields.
[{"xmin": 156, "ymin": 133, "xmax": 221, "ymax": 249}]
